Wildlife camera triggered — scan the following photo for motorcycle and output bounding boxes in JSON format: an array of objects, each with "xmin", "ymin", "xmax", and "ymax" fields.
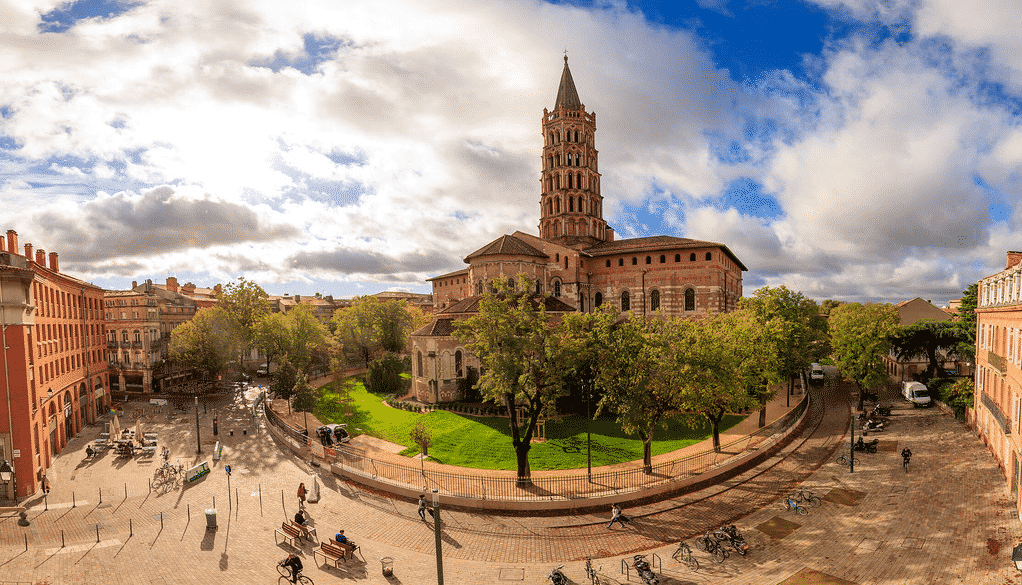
[
  {"xmin": 862, "ymin": 419, "xmax": 884, "ymax": 434},
  {"xmin": 872, "ymin": 403, "xmax": 892, "ymax": 417},
  {"xmin": 632, "ymin": 555, "xmax": 659, "ymax": 585},
  {"xmin": 547, "ymin": 565, "xmax": 567, "ymax": 585},
  {"xmin": 854, "ymin": 438, "xmax": 879, "ymax": 453}
]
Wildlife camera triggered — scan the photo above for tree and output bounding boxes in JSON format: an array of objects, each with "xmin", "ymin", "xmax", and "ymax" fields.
[
  {"xmin": 829, "ymin": 303, "xmax": 900, "ymax": 411},
  {"xmin": 216, "ymin": 277, "xmax": 270, "ymax": 364},
  {"xmin": 820, "ymin": 299, "xmax": 843, "ymax": 315},
  {"xmin": 331, "ymin": 297, "xmax": 422, "ymax": 367},
  {"xmin": 889, "ymin": 319, "xmax": 970, "ymax": 383},
  {"xmin": 453, "ymin": 275, "xmax": 574, "ymax": 485},
  {"xmin": 740, "ymin": 286, "xmax": 828, "ymax": 426},
  {"xmin": 254, "ymin": 305, "xmax": 333, "ymax": 401},
  {"xmin": 680, "ymin": 310, "xmax": 768, "ymax": 451},
  {"xmin": 169, "ymin": 305, "xmax": 244, "ymax": 382},
  {"xmin": 592, "ymin": 312, "xmax": 696, "ymax": 472},
  {"xmin": 409, "ymin": 419, "xmax": 433, "ymax": 458},
  {"xmin": 956, "ymin": 283, "xmax": 978, "ymax": 362}
]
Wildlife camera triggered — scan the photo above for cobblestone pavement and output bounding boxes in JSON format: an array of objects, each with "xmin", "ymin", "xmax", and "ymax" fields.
[{"xmin": 1, "ymin": 378, "xmax": 1019, "ymax": 585}]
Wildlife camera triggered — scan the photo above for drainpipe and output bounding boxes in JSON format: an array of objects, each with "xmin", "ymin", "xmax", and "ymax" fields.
[
  {"xmin": 1, "ymin": 278, "xmax": 16, "ymax": 499},
  {"xmin": 641, "ymin": 269, "xmax": 647, "ymax": 319}
]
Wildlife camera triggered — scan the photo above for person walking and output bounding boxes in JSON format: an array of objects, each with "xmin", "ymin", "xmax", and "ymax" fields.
[
  {"xmin": 417, "ymin": 494, "xmax": 427, "ymax": 521},
  {"xmin": 41, "ymin": 474, "xmax": 50, "ymax": 495},
  {"xmin": 297, "ymin": 482, "xmax": 307, "ymax": 509},
  {"xmin": 608, "ymin": 503, "xmax": 629, "ymax": 528}
]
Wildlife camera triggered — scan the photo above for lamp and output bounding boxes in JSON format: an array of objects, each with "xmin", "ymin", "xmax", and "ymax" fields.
[
  {"xmin": 0, "ymin": 459, "xmax": 12, "ymax": 482},
  {"xmin": 1013, "ymin": 543, "xmax": 1022, "ymax": 571},
  {"xmin": 432, "ymin": 488, "xmax": 444, "ymax": 585}
]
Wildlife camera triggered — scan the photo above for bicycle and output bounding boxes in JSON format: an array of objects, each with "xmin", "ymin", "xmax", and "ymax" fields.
[
  {"xmin": 695, "ymin": 532, "xmax": 729, "ymax": 563},
  {"xmin": 584, "ymin": 557, "xmax": 602, "ymax": 585},
  {"xmin": 903, "ymin": 455, "xmax": 911, "ymax": 472},
  {"xmin": 671, "ymin": 542, "xmax": 699, "ymax": 571},
  {"xmin": 836, "ymin": 453, "xmax": 859, "ymax": 466},
  {"xmin": 784, "ymin": 495, "xmax": 808, "ymax": 516},
  {"xmin": 277, "ymin": 559, "xmax": 314, "ymax": 585},
  {"xmin": 790, "ymin": 488, "xmax": 822, "ymax": 507}
]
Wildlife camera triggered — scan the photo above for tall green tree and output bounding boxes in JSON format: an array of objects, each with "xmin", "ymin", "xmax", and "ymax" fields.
[
  {"xmin": 592, "ymin": 312, "xmax": 697, "ymax": 472},
  {"xmin": 331, "ymin": 297, "xmax": 424, "ymax": 367},
  {"xmin": 956, "ymin": 283, "xmax": 978, "ymax": 362},
  {"xmin": 680, "ymin": 310, "xmax": 768, "ymax": 451},
  {"xmin": 740, "ymin": 286, "xmax": 828, "ymax": 426},
  {"xmin": 829, "ymin": 303, "xmax": 900, "ymax": 411},
  {"xmin": 169, "ymin": 305, "xmax": 244, "ymax": 382},
  {"xmin": 889, "ymin": 319, "xmax": 970, "ymax": 383},
  {"xmin": 254, "ymin": 305, "xmax": 333, "ymax": 400},
  {"xmin": 454, "ymin": 275, "xmax": 574, "ymax": 485},
  {"xmin": 216, "ymin": 278, "xmax": 270, "ymax": 364}
]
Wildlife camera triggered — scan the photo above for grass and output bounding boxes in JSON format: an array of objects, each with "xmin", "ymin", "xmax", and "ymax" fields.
[{"xmin": 315, "ymin": 379, "xmax": 746, "ymax": 471}]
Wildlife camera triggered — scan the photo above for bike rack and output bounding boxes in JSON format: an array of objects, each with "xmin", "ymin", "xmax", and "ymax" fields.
[
  {"xmin": 651, "ymin": 552, "xmax": 662, "ymax": 574},
  {"xmin": 621, "ymin": 558, "xmax": 631, "ymax": 579}
]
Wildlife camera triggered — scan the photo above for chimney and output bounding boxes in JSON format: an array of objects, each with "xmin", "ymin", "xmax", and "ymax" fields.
[
  {"xmin": 35, "ymin": 249, "xmax": 45, "ymax": 266},
  {"xmin": 606, "ymin": 227, "xmax": 615, "ymax": 242},
  {"xmin": 6, "ymin": 230, "xmax": 16, "ymax": 255},
  {"xmin": 1008, "ymin": 251, "xmax": 1022, "ymax": 270},
  {"xmin": 24, "ymin": 243, "xmax": 32, "ymax": 261},
  {"xmin": 48, "ymin": 251, "xmax": 59, "ymax": 272},
  {"xmin": 182, "ymin": 283, "xmax": 195, "ymax": 294},
  {"xmin": 166, "ymin": 277, "xmax": 178, "ymax": 292}
]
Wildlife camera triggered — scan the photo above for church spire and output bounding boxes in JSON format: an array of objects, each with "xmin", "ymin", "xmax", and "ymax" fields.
[{"xmin": 554, "ymin": 55, "xmax": 582, "ymax": 111}]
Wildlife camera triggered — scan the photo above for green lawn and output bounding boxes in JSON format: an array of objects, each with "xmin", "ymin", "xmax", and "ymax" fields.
[{"xmin": 314, "ymin": 379, "xmax": 744, "ymax": 471}]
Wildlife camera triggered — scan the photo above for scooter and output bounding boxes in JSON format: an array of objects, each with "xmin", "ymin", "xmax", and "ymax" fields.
[
  {"xmin": 854, "ymin": 438, "xmax": 879, "ymax": 453},
  {"xmin": 632, "ymin": 555, "xmax": 659, "ymax": 585},
  {"xmin": 547, "ymin": 565, "xmax": 567, "ymax": 585},
  {"xmin": 862, "ymin": 419, "xmax": 884, "ymax": 434}
]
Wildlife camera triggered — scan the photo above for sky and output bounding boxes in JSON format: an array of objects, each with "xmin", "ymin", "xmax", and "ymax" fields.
[{"xmin": 3, "ymin": 0, "xmax": 1022, "ymax": 305}]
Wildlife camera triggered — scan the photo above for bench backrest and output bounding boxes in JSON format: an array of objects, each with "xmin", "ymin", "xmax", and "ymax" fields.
[{"xmin": 281, "ymin": 522, "xmax": 301, "ymax": 536}]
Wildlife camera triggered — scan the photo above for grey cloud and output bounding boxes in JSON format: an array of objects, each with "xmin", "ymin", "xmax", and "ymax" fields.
[
  {"xmin": 288, "ymin": 247, "xmax": 460, "ymax": 278},
  {"xmin": 33, "ymin": 186, "xmax": 301, "ymax": 264}
]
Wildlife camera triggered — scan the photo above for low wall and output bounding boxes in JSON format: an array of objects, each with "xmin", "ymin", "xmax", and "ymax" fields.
[{"xmin": 264, "ymin": 392, "xmax": 812, "ymax": 514}]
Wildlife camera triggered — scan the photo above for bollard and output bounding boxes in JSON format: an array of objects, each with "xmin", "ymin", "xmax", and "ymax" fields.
[
  {"xmin": 44, "ymin": 495, "xmax": 48, "ymax": 512},
  {"xmin": 24, "ymin": 534, "xmax": 27, "ymax": 552},
  {"xmin": 213, "ymin": 496, "xmax": 216, "ymax": 509},
  {"xmin": 149, "ymin": 478, "xmax": 151, "ymax": 493},
  {"xmin": 161, "ymin": 512, "xmax": 164, "ymax": 530},
  {"xmin": 72, "ymin": 492, "xmax": 76, "ymax": 508},
  {"xmin": 96, "ymin": 525, "xmax": 99, "ymax": 543},
  {"xmin": 61, "ymin": 531, "xmax": 65, "ymax": 548},
  {"xmin": 187, "ymin": 504, "xmax": 190, "ymax": 519},
  {"xmin": 130, "ymin": 518, "xmax": 133, "ymax": 537},
  {"xmin": 124, "ymin": 483, "xmax": 127, "ymax": 500},
  {"xmin": 99, "ymin": 487, "xmax": 102, "ymax": 505},
  {"xmin": 259, "ymin": 483, "xmax": 263, "ymax": 517},
  {"xmin": 235, "ymin": 487, "xmax": 239, "ymax": 511}
]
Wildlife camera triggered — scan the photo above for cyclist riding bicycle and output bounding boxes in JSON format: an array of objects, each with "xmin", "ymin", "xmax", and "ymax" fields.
[
  {"xmin": 282, "ymin": 553, "xmax": 303, "ymax": 584},
  {"xmin": 901, "ymin": 447, "xmax": 912, "ymax": 468}
]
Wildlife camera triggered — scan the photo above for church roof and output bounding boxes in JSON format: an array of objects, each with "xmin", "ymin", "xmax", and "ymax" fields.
[
  {"xmin": 437, "ymin": 294, "xmax": 577, "ymax": 316},
  {"xmin": 464, "ymin": 234, "xmax": 548, "ymax": 262},
  {"xmin": 554, "ymin": 56, "xmax": 582, "ymax": 111},
  {"xmin": 583, "ymin": 235, "xmax": 748, "ymax": 271},
  {"xmin": 411, "ymin": 318, "xmax": 456, "ymax": 337}
]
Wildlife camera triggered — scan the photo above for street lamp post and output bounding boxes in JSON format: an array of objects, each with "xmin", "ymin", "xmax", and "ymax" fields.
[
  {"xmin": 432, "ymin": 488, "xmax": 444, "ymax": 585},
  {"xmin": 195, "ymin": 396, "xmax": 202, "ymax": 454},
  {"xmin": 586, "ymin": 381, "xmax": 592, "ymax": 483}
]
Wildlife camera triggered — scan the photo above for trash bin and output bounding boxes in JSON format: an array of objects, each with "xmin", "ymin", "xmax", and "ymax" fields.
[
  {"xmin": 380, "ymin": 556, "xmax": 394, "ymax": 577},
  {"xmin": 205, "ymin": 508, "xmax": 217, "ymax": 529}
]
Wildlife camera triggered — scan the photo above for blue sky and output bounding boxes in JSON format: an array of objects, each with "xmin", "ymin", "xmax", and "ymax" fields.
[{"xmin": 3, "ymin": 0, "xmax": 1022, "ymax": 305}]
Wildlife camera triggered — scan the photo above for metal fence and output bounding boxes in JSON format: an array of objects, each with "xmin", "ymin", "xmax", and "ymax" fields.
[{"xmin": 264, "ymin": 394, "xmax": 809, "ymax": 502}]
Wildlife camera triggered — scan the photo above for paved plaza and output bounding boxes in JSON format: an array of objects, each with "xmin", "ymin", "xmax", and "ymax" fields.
[{"xmin": 1, "ymin": 379, "xmax": 1020, "ymax": 585}]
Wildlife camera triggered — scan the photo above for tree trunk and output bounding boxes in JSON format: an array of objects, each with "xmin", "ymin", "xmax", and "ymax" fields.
[
  {"xmin": 642, "ymin": 430, "xmax": 653, "ymax": 474},
  {"xmin": 758, "ymin": 406, "xmax": 767, "ymax": 428},
  {"xmin": 514, "ymin": 442, "xmax": 532, "ymax": 486},
  {"xmin": 856, "ymin": 382, "xmax": 865, "ymax": 412},
  {"xmin": 710, "ymin": 411, "xmax": 723, "ymax": 452}
]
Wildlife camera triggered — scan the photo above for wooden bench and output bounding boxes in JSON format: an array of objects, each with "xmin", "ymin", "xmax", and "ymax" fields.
[
  {"xmin": 313, "ymin": 541, "xmax": 347, "ymax": 568},
  {"xmin": 274, "ymin": 522, "xmax": 303, "ymax": 548},
  {"xmin": 290, "ymin": 520, "xmax": 317, "ymax": 541},
  {"xmin": 329, "ymin": 538, "xmax": 363, "ymax": 562}
]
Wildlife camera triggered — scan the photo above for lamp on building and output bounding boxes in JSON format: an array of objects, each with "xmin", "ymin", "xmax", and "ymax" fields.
[
  {"xmin": 0, "ymin": 459, "xmax": 12, "ymax": 482},
  {"xmin": 1013, "ymin": 543, "xmax": 1022, "ymax": 571},
  {"xmin": 432, "ymin": 488, "xmax": 444, "ymax": 585},
  {"xmin": 0, "ymin": 459, "xmax": 22, "ymax": 523}
]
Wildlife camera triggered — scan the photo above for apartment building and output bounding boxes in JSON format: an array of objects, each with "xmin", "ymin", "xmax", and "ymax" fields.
[
  {"xmin": 0, "ymin": 230, "xmax": 109, "ymax": 501},
  {"xmin": 975, "ymin": 251, "xmax": 1022, "ymax": 517}
]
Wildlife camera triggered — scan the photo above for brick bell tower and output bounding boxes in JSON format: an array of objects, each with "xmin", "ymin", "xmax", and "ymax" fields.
[{"xmin": 539, "ymin": 56, "xmax": 608, "ymax": 247}]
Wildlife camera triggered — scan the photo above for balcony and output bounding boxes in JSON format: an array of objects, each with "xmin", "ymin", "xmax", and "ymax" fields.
[
  {"xmin": 988, "ymin": 351, "xmax": 1007, "ymax": 374},
  {"xmin": 107, "ymin": 340, "xmax": 118, "ymax": 349}
]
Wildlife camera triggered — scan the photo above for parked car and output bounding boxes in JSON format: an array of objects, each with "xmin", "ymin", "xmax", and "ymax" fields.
[
  {"xmin": 256, "ymin": 367, "xmax": 269, "ymax": 376},
  {"xmin": 902, "ymin": 381, "xmax": 932, "ymax": 407},
  {"xmin": 316, "ymin": 424, "xmax": 350, "ymax": 445},
  {"xmin": 809, "ymin": 363, "xmax": 825, "ymax": 385}
]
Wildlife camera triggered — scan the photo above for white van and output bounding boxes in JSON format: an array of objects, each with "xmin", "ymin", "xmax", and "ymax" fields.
[
  {"xmin": 902, "ymin": 381, "xmax": 931, "ymax": 407},
  {"xmin": 809, "ymin": 363, "xmax": 825, "ymax": 385}
]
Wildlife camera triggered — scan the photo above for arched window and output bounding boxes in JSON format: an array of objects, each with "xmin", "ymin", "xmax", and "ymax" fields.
[
  {"xmin": 595, "ymin": 292, "xmax": 603, "ymax": 307},
  {"xmin": 477, "ymin": 280, "xmax": 483, "ymax": 294},
  {"xmin": 574, "ymin": 130, "xmax": 579, "ymax": 142},
  {"xmin": 455, "ymin": 350, "xmax": 463, "ymax": 377},
  {"xmin": 690, "ymin": 253, "xmax": 696, "ymax": 261},
  {"xmin": 556, "ymin": 253, "xmax": 560, "ymax": 262},
  {"xmin": 660, "ymin": 255, "xmax": 666, "ymax": 263},
  {"xmin": 650, "ymin": 289, "xmax": 660, "ymax": 312},
  {"xmin": 685, "ymin": 288, "xmax": 695, "ymax": 311},
  {"xmin": 535, "ymin": 281, "xmax": 542, "ymax": 295},
  {"xmin": 706, "ymin": 252, "xmax": 712, "ymax": 261},
  {"xmin": 621, "ymin": 291, "xmax": 630, "ymax": 311},
  {"xmin": 564, "ymin": 256, "xmax": 569, "ymax": 269},
  {"xmin": 675, "ymin": 254, "xmax": 681, "ymax": 262},
  {"xmin": 645, "ymin": 256, "xmax": 651, "ymax": 264},
  {"xmin": 632, "ymin": 257, "xmax": 637, "ymax": 265},
  {"xmin": 417, "ymin": 351, "xmax": 423, "ymax": 377},
  {"xmin": 506, "ymin": 277, "xmax": 515, "ymax": 290},
  {"xmin": 556, "ymin": 198, "xmax": 561, "ymax": 213},
  {"xmin": 554, "ymin": 280, "xmax": 562, "ymax": 297},
  {"xmin": 569, "ymin": 195, "xmax": 574, "ymax": 210},
  {"xmin": 618, "ymin": 258, "xmax": 624, "ymax": 267},
  {"xmin": 605, "ymin": 259, "xmax": 610, "ymax": 267}
]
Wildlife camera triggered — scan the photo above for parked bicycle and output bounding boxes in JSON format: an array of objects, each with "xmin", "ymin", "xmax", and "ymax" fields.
[
  {"xmin": 547, "ymin": 564, "xmax": 567, "ymax": 585},
  {"xmin": 671, "ymin": 542, "xmax": 700, "ymax": 570},
  {"xmin": 712, "ymin": 524, "xmax": 749, "ymax": 555},
  {"xmin": 584, "ymin": 557, "xmax": 602, "ymax": 584},
  {"xmin": 790, "ymin": 488, "xmax": 822, "ymax": 507},
  {"xmin": 784, "ymin": 495, "xmax": 808, "ymax": 516},
  {"xmin": 836, "ymin": 453, "xmax": 859, "ymax": 466},
  {"xmin": 695, "ymin": 531, "xmax": 730, "ymax": 563},
  {"xmin": 631, "ymin": 554, "xmax": 659, "ymax": 585}
]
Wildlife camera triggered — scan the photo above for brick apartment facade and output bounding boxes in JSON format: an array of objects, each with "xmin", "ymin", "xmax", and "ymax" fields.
[
  {"xmin": 412, "ymin": 58, "xmax": 747, "ymax": 404},
  {"xmin": 0, "ymin": 229, "xmax": 110, "ymax": 501},
  {"xmin": 975, "ymin": 250, "xmax": 1022, "ymax": 517}
]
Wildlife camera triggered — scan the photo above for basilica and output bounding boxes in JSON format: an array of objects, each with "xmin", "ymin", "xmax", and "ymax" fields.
[{"xmin": 410, "ymin": 57, "xmax": 747, "ymax": 403}]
